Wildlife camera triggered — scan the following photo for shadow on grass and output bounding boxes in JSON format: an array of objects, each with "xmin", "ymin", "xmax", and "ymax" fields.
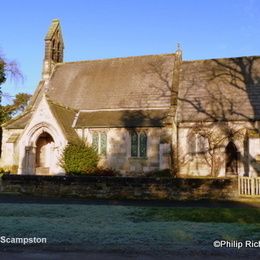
[
  {"xmin": 0, "ymin": 194, "xmax": 259, "ymax": 208},
  {"xmin": 128, "ymin": 207, "xmax": 260, "ymax": 224}
]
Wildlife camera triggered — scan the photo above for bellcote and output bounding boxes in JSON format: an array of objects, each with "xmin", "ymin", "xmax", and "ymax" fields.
[{"xmin": 42, "ymin": 19, "xmax": 64, "ymax": 80}]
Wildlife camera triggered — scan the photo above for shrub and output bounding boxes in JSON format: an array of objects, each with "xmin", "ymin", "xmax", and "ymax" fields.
[
  {"xmin": 60, "ymin": 140, "xmax": 99, "ymax": 175},
  {"xmin": 145, "ymin": 169, "xmax": 173, "ymax": 178},
  {"xmin": 84, "ymin": 167, "xmax": 121, "ymax": 177},
  {"xmin": 0, "ymin": 165, "xmax": 18, "ymax": 174}
]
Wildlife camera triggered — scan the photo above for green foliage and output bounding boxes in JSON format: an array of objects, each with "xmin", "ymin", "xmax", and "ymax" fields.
[
  {"xmin": 83, "ymin": 167, "xmax": 121, "ymax": 176},
  {"xmin": 0, "ymin": 92, "xmax": 32, "ymax": 124},
  {"xmin": 11, "ymin": 93, "xmax": 32, "ymax": 114},
  {"xmin": 60, "ymin": 140, "xmax": 99, "ymax": 175},
  {"xmin": 0, "ymin": 55, "xmax": 27, "ymax": 126},
  {"xmin": 0, "ymin": 60, "xmax": 6, "ymax": 85},
  {"xmin": 0, "ymin": 165, "xmax": 18, "ymax": 174}
]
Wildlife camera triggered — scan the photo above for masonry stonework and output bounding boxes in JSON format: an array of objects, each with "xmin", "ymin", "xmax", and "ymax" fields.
[
  {"xmin": 0, "ymin": 175, "xmax": 239, "ymax": 201},
  {"xmin": 1, "ymin": 19, "xmax": 260, "ymax": 179}
]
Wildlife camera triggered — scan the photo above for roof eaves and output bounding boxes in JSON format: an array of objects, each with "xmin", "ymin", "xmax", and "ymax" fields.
[
  {"xmin": 2, "ymin": 110, "xmax": 32, "ymax": 128},
  {"xmin": 46, "ymin": 99, "xmax": 79, "ymax": 142}
]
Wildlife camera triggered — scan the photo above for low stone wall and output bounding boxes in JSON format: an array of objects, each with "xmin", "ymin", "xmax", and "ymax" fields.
[{"xmin": 0, "ymin": 174, "xmax": 239, "ymax": 201}]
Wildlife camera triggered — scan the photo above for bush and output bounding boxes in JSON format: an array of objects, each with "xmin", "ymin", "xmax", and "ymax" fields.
[
  {"xmin": 145, "ymin": 169, "xmax": 173, "ymax": 178},
  {"xmin": 84, "ymin": 167, "xmax": 121, "ymax": 177},
  {"xmin": 60, "ymin": 141, "xmax": 99, "ymax": 175},
  {"xmin": 0, "ymin": 165, "xmax": 18, "ymax": 174}
]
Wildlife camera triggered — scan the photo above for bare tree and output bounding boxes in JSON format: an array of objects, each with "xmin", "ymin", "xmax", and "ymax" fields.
[{"xmin": 142, "ymin": 54, "xmax": 260, "ymax": 176}]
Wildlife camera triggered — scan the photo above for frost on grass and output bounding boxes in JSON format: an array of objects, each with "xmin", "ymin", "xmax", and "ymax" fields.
[{"xmin": 0, "ymin": 204, "xmax": 259, "ymax": 253}]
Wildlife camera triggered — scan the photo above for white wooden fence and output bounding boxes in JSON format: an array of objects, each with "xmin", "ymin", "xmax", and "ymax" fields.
[{"xmin": 238, "ymin": 177, "xmax": 260, "ymax": 197}]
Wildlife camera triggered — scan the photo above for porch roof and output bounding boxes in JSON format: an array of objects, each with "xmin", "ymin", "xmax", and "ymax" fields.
[{"xmin": 74, "ymin": 109, "xmax": 170, "ymax": 128}]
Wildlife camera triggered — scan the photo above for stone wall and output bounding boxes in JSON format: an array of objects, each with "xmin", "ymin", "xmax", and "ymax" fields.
[
  {"xmin": 177, "ymin": 121, "xmax": 250, "ymax": 178},
  {"xmin": 76, "ymin": 127, "xmax": 172, "ymax": 175},
  {"xmin": 0, "ymin": 128, "xmax": 23, "ymax": 167},
  {"xmin": 0, "ymin": 174, "xmax": 239, "ymax": 201}
]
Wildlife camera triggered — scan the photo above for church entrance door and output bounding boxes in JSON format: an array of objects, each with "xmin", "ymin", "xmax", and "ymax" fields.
[{"xmin": 35, "ymin": 132, "xmax": 54, "ymax": 174}]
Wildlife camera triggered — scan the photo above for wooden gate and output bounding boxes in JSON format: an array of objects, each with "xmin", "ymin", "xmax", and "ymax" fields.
[{"xmin": 238, "ymin": 177, "xmax": 260, "ymax": 197}]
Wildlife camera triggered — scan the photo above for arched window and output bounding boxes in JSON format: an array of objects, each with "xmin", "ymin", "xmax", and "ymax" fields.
[
  {"xmin": 92, "ymin": 132, "xmax": 99, "ymax": 152},
  {"xmin": 139, "ymin": 132, "xmax": 147, "ymax": 157},
  {"xmin": 51, "ymin": 40, "xmax": 56, "ymax": 60},
  {"xmin": 131, "ymin": 131, "xmax": 138, "ymax": 157},
  {"xmin": 100, "ymin": 132, "xmax": 107, "ymax": 155},
  {"xmin": 57, "ymin": 42, "xmax": 61, "ymax": 62},
  {"xmin": 92, "ymin": 131, "xmax": 107, "ymax": 155},
  {"xmin": 130, "ymin": 131, "xmax": 147, "ymax": 158}
]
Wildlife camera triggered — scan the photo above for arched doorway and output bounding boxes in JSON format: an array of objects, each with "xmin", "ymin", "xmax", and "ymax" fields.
[
  {"xmin": 225, "ymin": 141, "xmax": 238, "ymax": 175},
  {"xmin": 35, "ymin": 132, "xmax": 54, "ymax": 174}
]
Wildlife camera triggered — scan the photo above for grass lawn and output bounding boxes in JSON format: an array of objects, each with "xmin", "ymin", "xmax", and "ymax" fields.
[{"xmin": 0, "ymin": 202, "xmax": 259, "ymax": 256}]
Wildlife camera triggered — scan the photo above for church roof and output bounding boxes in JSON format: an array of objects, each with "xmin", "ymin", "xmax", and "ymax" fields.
[
  {"xmin": 47, "ymin": 100, "xmax": 79, "ymax": 142},
  {"xmin": 2, "ymin": 111, "xmax": 33, "ymax": 129},
  {"xmin": 7, "ymin": 52, "xmax": 260, "ymax": 133},
  {"xmin": 74, "ymin": 109, "xmax": 170, "ymax": 128},
  {"xmin": 177, "ymin": 56, "xmax": 260, "ymax": 122},
  {"xmin": 46, "ymin": 53, "xmax": 175, "ymax": 110}
]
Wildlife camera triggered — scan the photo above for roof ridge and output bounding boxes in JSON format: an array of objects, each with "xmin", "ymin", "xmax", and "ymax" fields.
[
  {"xmin": 2, "ymin": 110, "xmax": 32, "ymax": 127},
  {"xmin": 183, "ymin": 54, "xmax": 260, "ymax": 63},
  {"xmin": 79, "ymin": 107, "xmax": 170, "ymax": 112},
  {"xmin": 46, "ymin": 97, "xmax": 78, "ymax": 112},
  {"xmin": 45, "ymin": 19, "xmax": 60, "ymax": 40},
  {"xmin": 3, "ymin": 81, "xmax": 45, "ymax": 128},
  {"xmin": 46, "ymin": 98, "xmax": 79, "ymax": 142},
  {"xmin": 27, "ymin": 80, "xmax": 45, "ymax": 110},
  {"xmin": 61, "ymin": 52, "xmax": 175, "ymax": 65}
]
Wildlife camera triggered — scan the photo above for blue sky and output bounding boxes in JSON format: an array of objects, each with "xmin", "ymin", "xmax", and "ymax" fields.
[{"xmin": 1, "ymin": 0, "xmax": 260, "ymax": 104}]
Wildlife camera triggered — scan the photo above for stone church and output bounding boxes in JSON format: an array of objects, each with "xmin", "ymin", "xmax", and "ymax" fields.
[{"xmin": 1, "ymin": 19, "xmax": 260, "ymax": 177}]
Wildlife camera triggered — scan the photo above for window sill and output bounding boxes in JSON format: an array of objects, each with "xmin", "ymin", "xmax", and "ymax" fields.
[{"xmin": 129, "ymin": 157, "xmax": 148, "ymax": 160}]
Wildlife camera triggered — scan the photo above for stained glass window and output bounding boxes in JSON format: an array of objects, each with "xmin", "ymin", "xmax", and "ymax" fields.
[
  {"xmin": 130, "ymin": 131, "xmax": 147, "ymax": 158},
  {"xmin": 139, "ymin": 132, "xmax": 147, "ymax": 157},
  {"xmin": 92, "ymin": 132, "xmax": 99, "ymax": 152},
  {"xmin": 131, "ymin": 131, "xmax": 138, "ymax": 157},
  {"xmin": 100, "ymin": 132, "xmax": 107, "ymax": 155}
]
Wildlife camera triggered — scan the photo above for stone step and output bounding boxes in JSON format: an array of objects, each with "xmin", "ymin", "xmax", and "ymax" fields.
[{"xmin": 35, "ymin": 167, "xmax": 50, "ymax": 175}]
